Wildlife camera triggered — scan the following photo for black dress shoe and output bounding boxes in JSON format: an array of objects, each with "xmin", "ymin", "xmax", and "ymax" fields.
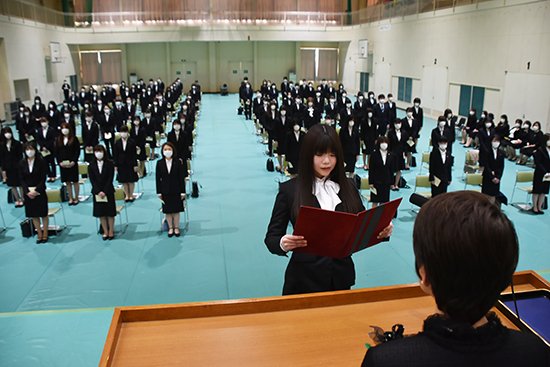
[
  {"xmin": 108, "ymin": 235, "xmax": 114, "ymax": 240},
  {"xmin": 102, "ymin": 235, "xmax": 108, "ymax": 241},
  {"xmin": 36, "ymin": 238, "xmax": 43, "ymax": 244},
  {"xmin": 129, "ymin": 198, "xmax": 135, "ymax": 202}
]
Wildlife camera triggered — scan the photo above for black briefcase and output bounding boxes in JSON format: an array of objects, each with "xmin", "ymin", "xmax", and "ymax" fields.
[
  {"xmin": 7, "ymin": 189, "xmax": 14, "ymax": 204},
  {"xmin": 266, "ymin": 158, "xmax": 274, "ymax": 172},
  {"xmin": 191, "ymin": 181, "xmax": 200, "ymax": 198},
  {"xmin": 20, "ymin": 219, "xmax": 33, "ymax": 238}
]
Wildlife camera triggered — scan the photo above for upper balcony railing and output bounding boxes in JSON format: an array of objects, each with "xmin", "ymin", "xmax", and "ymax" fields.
[{"xmin": 0, "ymin": 0, "xmax": 496, "ymax": 29}]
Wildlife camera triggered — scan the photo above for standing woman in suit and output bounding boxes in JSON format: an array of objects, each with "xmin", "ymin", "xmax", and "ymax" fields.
[
  {"xmin": 429, "ymin": 136, "xmax": 453, "ymax": 198},
  {"xmin": 388, "ymin": 119, "xmax": 409, "ymax": 190},
  {"xmin": 156, "ymin": 142, "xmax": 186, "ymax": 237},
  {"xmin": 368, "ymin": 136, "xmax": 395, "ymax": 207},
  {"xmin": 130, "ymin": 115, "xmax": 148, "ymax": 178},
  {"xmin": 113, "ymin": 125, "xmax": 138, "ymax": 202},
  {"xmin": 360, "ymin": 108, "xmax": 377, "ymax": 170},
  {"xmin": 89, "ymin": 145, "xmax": 116, "ymax": 240},
  {"xmin": 531, "ymin": 134, "xmax": 550, "ymax": 214},
  {"xmin": 81, "ymin": 111, "xmax": 100, "ymax": 163},
  {"xmin": 0, "ymin": 127, "xmax": 24, "ymax": 207},
  {"xmin": 339, "ymin": 118, "xmax": 360, "ymax": 173},
  {"xmin": 55, "ymin": 122, "xmax": 81, "ymax": 205},
  {"xmin": 481, "ymin": 135, "xmax": 505, "ymax": 203},
  {"xmin": 265, "ymin": 124, "xmax": 392, "ymax": 295},
  {"xmin": 19, "ymin": 143, "xmax": 49, "ymax": 243},
  {"xmin": 284, "ymin": 119, "xmax": 305, "ymax": 175},
  {"xmin": 35, "ymin": 117, "xmax": 58, "ymax": 182}
]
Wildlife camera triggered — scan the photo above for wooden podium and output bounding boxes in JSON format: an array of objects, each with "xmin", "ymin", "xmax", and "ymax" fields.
[{"xmin": 99, "ymin": 270, "xmax": 549, "ymax": 367}]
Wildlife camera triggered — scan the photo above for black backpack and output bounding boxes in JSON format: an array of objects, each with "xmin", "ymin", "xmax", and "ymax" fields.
[
  {"xmin": 266, "ymin": 158, "xmax": 274, "ymax": 172},
  {"xmin": 191, "ymin": 181, "xmax": 199, "ymax": 198}
]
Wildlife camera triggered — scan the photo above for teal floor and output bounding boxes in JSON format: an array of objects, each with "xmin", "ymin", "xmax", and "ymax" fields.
[{"xmin": 0, "ymin": 94, "xmax": 548, "ymax": 366}]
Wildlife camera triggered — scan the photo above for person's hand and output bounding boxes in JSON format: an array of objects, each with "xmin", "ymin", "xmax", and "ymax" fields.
[
  {"xmin": 157, "ymin": 194, "xmax": 162, "ymax": 200},
  {"xmin": 377, "ymin": 222, "xmax": 393, "ymax": 239},
  {"xmin": 492, "ymin": 178, "xmax": 500, "ymax": 184},
  {"xmin": 99, "ymin": 192, "xmax": 106, "ymax": 198},
  {"xmin": 180, "ymin": 193, "xmax": 186, "ymax": 200},
  {"xmin": 280, "ymin": 234, "xmax": 307, "ymax": 252},
  {"xmin": 69, "ymin": 162, "xmax": 75, "ymax": 167},
  {"xmin": 133, "ymin": 166, "xmax": 138, "ymax": 173},
  {"xmin": 27, "ymin": 191, "xmax": 38, "ymax": 199}
]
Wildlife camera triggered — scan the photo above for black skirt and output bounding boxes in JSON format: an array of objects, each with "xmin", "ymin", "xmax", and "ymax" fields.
[
  {"xmin": 92, "ymin": 191, "xmax": 116, "ymax": 217},
  {"xmin": 371, "ymin": 183, "xmax": 390, "ymax": 203},
  {"xmin": 161, "ymin": 194, "xmax": 184, "ymax": 214},
  {"xmin": 482, "ymin": 175, "xmax": 500, "ymax": 197},
  {"xmin": 60, "ymin": 165, "xmax": 79, "ymax": 183},
  {"xmin": 117, "ymin": 166, "xmax": 138, "ymax": 183},
  {"xmin": 532, "ymin": 175, "xmax": 550, "ymax": 195},
  {"xmin": 24, "ymin": 191, "xmax": 48, "ymax": 218}
]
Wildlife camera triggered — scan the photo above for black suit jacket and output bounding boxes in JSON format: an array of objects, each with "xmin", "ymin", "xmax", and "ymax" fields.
[
  {"xmin": 155, "ymin": 158, "xmax": 186, "ymax": 195},
  {"xmin": 19, "ymin": 156, "xmax": 47, "ymax": 195},
  {"xmin": 82, "ymin": 121, "xmax": 100, "ymax": 149},
  {"xmin": 264, "ymin": 178, "xmax": 364, "ymax": 293},
  {"xmin": 113, "ymin": 139, "xmax": 137, "ymax": 167},
  {"xmin": 429, "ymin": 149, "xmax": 452, "ymax": 184},
  {"xmin": 89, "ymin": 159, "xmax": 115, "ymax": 195},
  {"xmin": 369, "ymin": 150, "xmax": 396, "ymax": 185},
  {"xmin": 35, "ymin": 127, "xmax": 57, "ymax": 154},
  {"xmin": 167, "ymin": 130, "xmax": 190, "ymax": 163},
  {"xmin": 339, "ymin": 126, "xmax": 360, "ymax": 157},
  {"xmin": 55, "ymin": 138, "xmax": 80, "ymax": 164}
]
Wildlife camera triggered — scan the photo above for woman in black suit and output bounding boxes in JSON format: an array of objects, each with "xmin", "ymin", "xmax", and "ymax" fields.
[
  {"xmin": 284, "ymin": 120, "xmax": 305, "ymax": 175},
  {"xmin": 478, "ymin": 118, "xmax": 495, "ymax": 169},
  {"xmin": 429, "ymin": 136, "xmax": 453, "ymax": 197},
  {"xmin": 362, "ymin": 192, "xmax": 548, "ymax": 366},
  {"xmin": 81, "ymin": 111, "xmax": 100, "ymax": 163},
  {"xmin": 531, "ymin": 134, "xmax": 550, "ymax": 214},
  {"xmin": 481, "ymin": 135, "xmax": 505, "ymax": 201},
  {"xmin": 265, "ymin": 124, "xmax": 392, "ymax": 295},
  {"xmin": 113, "ymin": 125, "xmax": 138, "ymax": 202},
  {"xmin": 388, "ymin": 119, "xmax": 409, "ymax": 190},
  {"xmin": 368, "ymin": 136, "xmax": 395, "ymax": 207},
  {"xmin": 464, "ymin": 108, "xmax": 478, "ymax": 147},
  {"xmin": 19, "ymin": 143, "xmax": 49, "ymax": 243},
  {"xmin": 0, "ymin": 127, "xmax": 24, "ymax": 207},
  {"xmin": 46, "ymin": 101, "xmax": 60, "ymax": 130},
  {"xmin": 35, "ymin": 117, "xmax": 58, "ymax": 182},
  {"xmin": 89, "ymin": 145, "xmax": 116, "ymax": 240},
  {"xmin": 519, "ymin": 121, "xmax": 544, "ymax": 165},
  {"xmin": 55, "ymin": 122, "xmax": 81, "ymax": 205},
  {"xmin": 167, "ymin": 117, "xmax": 190, "ymax": 165},
  {"xmin": 402, "ymin": 107, "xmax": 419, "ymax": 168},
  {"xmin": 339, "ymin": 118, "xmax": 360, "ymax": 173},
  {"xmin": 130, "ymin": 115, "xmax": 148, "ymax": 178},
  {"xmin": 360, "ymin": 109, "xmax": 378, "ymax": 170},
  {"xmin": 156, "ymin": 142, "xmax": 186, "ymax": 237}
]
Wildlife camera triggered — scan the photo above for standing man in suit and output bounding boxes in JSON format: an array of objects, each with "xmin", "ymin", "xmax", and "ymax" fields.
[
  {"xmin": 402, "ymin": 107, "xmax": 420, "ymax": 169},
  {"xmin": 387, "ymin": 94, "xmax": 397, "ymax": 123},
  {"xmin": 481, "ymin": 135, "xmax": 505, "ymax": 204},
  {"xmin": 339, "ymin": 118, "xmax": 360, "ymax": 173},
  {"xmin": 374, "ymin": 94, "xmax": 390, "ymax": 136},
  {"xmin": 429, "ymin": 136, "xmax": 453, "ymax": 197},
  {"xmin": 97, "ymin": 104, "xmax": 115, "ymax": 158},
  {"xmin": 431, "ymin": 117, "xmax": 453, "ymax": 153},
  {"xmin": 61, "ymin": 80, "xmax": 71, "ymax": 102},
  {"xmin": 82, "ymin": 111, "xmax": 100, "ymax": 163},
  {"xmin": 412, "ymin": 97, "xmax": 424, "ymax": 133},
  {"xmin": 35, "ymin": 117, "xmax": 58, "ymax": 182}
]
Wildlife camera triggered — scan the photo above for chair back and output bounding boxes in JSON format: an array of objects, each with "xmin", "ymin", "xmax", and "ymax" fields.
[
  {"xmin": 78, "ymin": 162, "xmax": 89, "ymax": 176},
  {"xmin": 46, "ymin": 189, "xmax": 62, "ymax": 203},
  {"xmin": 465, "ymin": 173, "xmax": 483, "ymax": 186},
  {"xmin": 421, "ymin": 152, "xmax": 430, "ymax": 164},
  {"xmin": 415, "ymin": 175, "xmax": 430, "ymax": 188},
  {"xmin": 114, "ymin": 188, "xmax": 125, "ymax": 201},
  {"xmin": 516, "ymin": 171, "xmax": 534, "ymax": 183},
  {"xmin": 360, "ymin": 178, "xmax": 370, "ymax": 190}
]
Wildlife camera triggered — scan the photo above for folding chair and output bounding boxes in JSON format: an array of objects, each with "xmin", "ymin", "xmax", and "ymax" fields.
[
  {"xmin": 114, "ymin": 187, "xmax": 129, "ymax": 233},
  {"xmin": 46, "ymin": 189, "xmax": 67, "ymax": 234},
  {"xmin": 159, "ymin": 194, "xmax": 190, "ymax": 233},
  {"xmin": 463, "ymin": 173, "xmax": 483, "ymax": 192},
  {"xmin": 510, "ymin": 170, "xmax": 534, "ymax": 210},
  {"xmin": 418, "ymin": 152, "xmax": 430, "ymax": 175},
  {"xmin": 0, "ymin": 205, "xmax": 6, "ymax": 232},
  {"xmin": 359, "ymin": 177, "xmax": 370, "ymax": 208},
  {"xmin": 410, "ymin": 175, "xmax": 431, "ymax": 212},
  {"xmin": 78, "ymin": 162, "xmax": 91, "ymax": 201},
  {"xmin": 463, "ymin": 150, "xmax": 480, "ymax": 176},
  {"xmin": 186, "ymin": 158, "xmax": 193, "ymax": 193}
]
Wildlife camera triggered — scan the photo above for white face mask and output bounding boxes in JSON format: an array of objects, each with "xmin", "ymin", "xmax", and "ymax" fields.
[
  {"xmin": 115, "ymin": 102, "xmax": 121, "ymax": 107},
  {"xmin": 407, "ymin": 112, "xmax": 413, "ymax": 118},
  {"xmin": 500, "ymin": 118, "xmax": 505, "ymax": 123},
  {"xmin": 481, "ymin": 114, "xmax": 486, "ymax": 119},
  {"xmin": 439, "ymin": 144, "xmax": 447, "ymax": 151},
  {"xmin": 330, "ymin": 99, "xmax": 336, "ymax": 104},
  {"xmin": 379, "ymin": 100, "xmax": 386, "ymax": 104},
  {"xmin": 163, "ymin": 150, "xmax": 173, "ymax": 158},
  {"xmin": 24, "ymin": 112, "xmax": 30, "ymax": 116},
  {"xmin": 492, "ymin": 141, "xmax": 500, "ymax": 149},
  {"xmin": 395, "ymin": 124, "xmax": 401, "ymax": 130},
  {"xmin": 522, "ymin": 124, "xmax": 529, "ymax": 129},
  {"xmin": 358, "ymin": 96, "xmax": 364, "ymax": 100},
  {"xmin": 439, "ymin": 122, "xmax": 446, "ymax": 128},
  {"xmin": 532, "ymin": 126, "xmax": 539, "ymax": 132},
  {"xmin": 380, "ymin": 143, "xmax": 388, "ymax": 151},
  {"xmin": 4, "ymin": 133, "xmax": 12, "ymax": 140},
  {"xmin": 368, "ymin": 112, "xmax": 373, "ymax": 118},
  {"xmin": 145, "ymin": 114, "xmax": 151, "ymax": 119},
  {"xmin": 41, "ymin": 122, "xmax": 48, "ymax": 128},
  {"xmin": 120, "ymin": 132, "xmax": 128, "ymax": 139},
  {"xmin": 388, "ymin": 97, "xmax": 393, "ymax": 102},
  {"xmin": 86, "ymin": 117, "xmax": 93, "ymax": 123},
  {"xmin": 126, "ymin": 100, "xmax": 132, "ymax": 104},
  {"xmin": 349, "ymin": 121, "xmax": 355, "ymax": 127},
  {"xmin": 61, "ymin": 128, "xmax": 70, "ymax": 136},
  {"xmin": 64, "ymin": 114, "xmax": 70, "ymax": 119},
  {"xmin": 104, "ymin": 110, "xmax": 110, "ymax": 115},
  {"xmin": 173, "ymin": 124, "xmax": 181, "ymax": 131},
  {"xmin": 485, "ymin": 123, "xmax": 492, "ymax": 129},
  {"xmin": 293, "ymin": 125, "xmax": 300, "ymax": 132},
  {"xmin": 94, "ymin": 152, "xmax": 104, "ymax": 160},
  {"xmin": 271, "ymin": 105, "xmax": 276, "ymax": 110},
  {"xmin": 26, "ymin": 150, "xmax": 35, "ymax": 158},
  {"xmin": 281, "ymin": 111, "xmax": 286, "ymax": 116},
  {"xmin": 414, "ymin": 103, "xmax": 420, "ymax": 107}
]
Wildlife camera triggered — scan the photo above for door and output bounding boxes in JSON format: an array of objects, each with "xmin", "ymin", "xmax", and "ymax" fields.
[
  {"xmin": 421, "ymin": 65, "xmax": 448, "ymax": 113},
  {"xmin": 359, "ymin": 72, "xmax": 369, "ymax": 93},
  {"xmin": 373, "ymin": 62, "xmax": 391, "ymax": 95},
  {"xmin": 227, "ymin": 61, "xmax": 253, "ymax": 93},
  {"xmin": 171, "ymin": 61, "xmax": 197, "ymax": 90}
]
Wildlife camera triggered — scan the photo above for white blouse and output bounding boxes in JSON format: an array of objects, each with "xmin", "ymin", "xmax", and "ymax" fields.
[{"xmin": 313, "ymin": 177, "xmax": 341, "ymax": 211}]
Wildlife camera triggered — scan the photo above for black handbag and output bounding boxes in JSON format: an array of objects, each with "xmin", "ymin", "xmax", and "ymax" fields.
[
  {"xmin": 20, "ymin": 219, "xmax": 33, "ymax": 238},
  {"xmin": 191, "ymin": 181, "xmax": 200, "ymax": 198},
  {"xmin": 266, "ymin": 158, "xmax": 274, "ymax": 172},
  {"xmin": 411, "ymin": 156, "xmax": 417, "ymax": 167},
  {"xmin": 7, "ymin": 189, "xmax": 14, "ymax": 204}
]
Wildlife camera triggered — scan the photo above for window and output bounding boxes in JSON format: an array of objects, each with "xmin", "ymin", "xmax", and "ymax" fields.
[
  {"xmin": 79, "ymin": 50, "xmax": 122, "ymax": 85},
  {"xmin": 300, "ymin": 48, "xmax": 338, "ymax": 81},
  {"xmin": 397, "ymin": 76, "xmax": 412, "ymax": 103},
  {"xmin": 360, "ymin": 72, "xmax": 369, "ymax": 93},
  {"xmin": 459, "ymin": 85, "xmax": 485, "ymax": 117}
]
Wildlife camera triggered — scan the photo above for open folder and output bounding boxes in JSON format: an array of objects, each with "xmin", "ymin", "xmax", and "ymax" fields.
[{"xmin": 293, "ymin": 197, "xmax": 402, "ymax": 258}]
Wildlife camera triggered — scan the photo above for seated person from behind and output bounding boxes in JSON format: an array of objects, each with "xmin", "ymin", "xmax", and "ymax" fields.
[{"xmin": 362, "ymin": 191, "xmax": 549, "ymax": 367}]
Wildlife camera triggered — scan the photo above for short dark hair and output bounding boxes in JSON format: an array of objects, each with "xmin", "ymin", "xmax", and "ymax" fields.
[{"xmin": 413, "ymin": 191, "xmax": 519, "ymax": 324}]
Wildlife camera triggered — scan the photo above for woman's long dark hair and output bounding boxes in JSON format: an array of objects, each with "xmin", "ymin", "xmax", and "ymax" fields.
[{"xmin": 292, "ymin": 124, "xmax": 362, "ymax": 219}]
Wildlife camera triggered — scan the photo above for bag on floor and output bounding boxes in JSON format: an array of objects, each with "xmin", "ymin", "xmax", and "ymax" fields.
[
  {"xmin": 191, "ymin": 181, "xmax": 200, "ymax": 198},
  {"xmin": 266, "ymin": 158, "xmax": 274, "ymax": 172},
  {"xmin": 237, "ymin": 106, "xmax": 243, "ymax": 115},
  {"xmin": 60, "ymin": 185, "xmax": 69, "ymax": 202},
  {"xmin": 7, "ymin": 189, "xmax": 14, "ymax": 204},
  {"xmin": 20, "ymin": 219, "xmax": 33, "ymax": 238},
  {"xmin": 411, "ymin": 156, "xmax": 417, "ymax": 167},
  {"xmin": 398, "ymin": 176, "xmax": 409, "ymax": 189},
  {"xmin": 543, "ymin": 196, "xmax": 548, "ymax": 210}
]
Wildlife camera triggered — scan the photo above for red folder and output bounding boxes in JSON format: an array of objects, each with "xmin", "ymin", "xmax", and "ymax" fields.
[{"xmin": 292, "ymin": 198, "xmax": 402, "ymax": 258}]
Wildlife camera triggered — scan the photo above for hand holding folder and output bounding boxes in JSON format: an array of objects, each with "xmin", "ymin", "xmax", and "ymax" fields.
[{"xmin": 292, "ymin": 198, "xmax": 402, "ymax": 258}]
